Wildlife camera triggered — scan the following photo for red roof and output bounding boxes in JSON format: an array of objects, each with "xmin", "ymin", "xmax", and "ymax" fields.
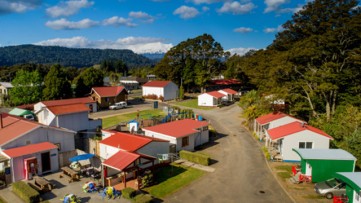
[
  {"xmin": 255, "ymin": 112, "xmax": 288, "ymax": 125},
  {"xmin": 47, "ymin": 103, "xmax": 90, "ymax": 115},
  {"xmin": 210, "ymin": 79, "xmax": 241, "ymax": 85},
  {"xmin": 142, "ymin": 81, "xmax": 171, "ymax": 88},
  {"xmin": 143, "ymin": 119, "xmax": 208, "ymax": 138},
  {"xmin": 0, "ymin": 114, "xmax": 40, "ymax": 145},
  {"xmin": 267, "ymin": 121, "xmax": 333, "ymax": 140},
  {"xmin": 2, "ymin": 142, "xmax": 57, "ymax": 158},
  {"xmin": 102, "ymin": 150, "xmax": 140, "ymax": 171},
  {"xmin": 41, "ymin": 97, "xmax": 95, "ymax": 107},
  {"xmin": 220, "ymin": 88, "xmax": 238, "ymax": 94},
  {"xmin": 206, "ymin": 91, "xmax": 225, "ymax": 98},
  {"xmin": 92, "ymin": 86, "xmax": 126, "ymax": 97},
  {"xmin": 99, "ymin": 132, "xmax": 153, "ymax": 152}
]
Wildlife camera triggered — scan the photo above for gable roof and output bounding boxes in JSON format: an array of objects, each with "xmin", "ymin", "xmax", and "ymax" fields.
[
  {"xmin": 92, "ymin": 86, "xmax": 126, "ymax": 97},
  {"xmin": 47, "ymin": 103, "xmax": 90, "ymax": 116},
  {"xmin": 100, "ymin": 132, "xmax": 156, "ymax": 152},
  {"xmin": 143, "ymin": 119, "xmax": 208, "ymax": 138},
  {"xmin": 209, "ymin": 79, "xmax": 241, "ymax": 85},
  {"xmin": 142, "ymin": 81, "xmax": 172, "ymax": 88},
  {"xmin": 293, "ymin": 148, "xmax": 356, "ymax": 161},
  {"xmin": 102, "ymin": 150, "xmax": 140, "ymax": 171},
  {"xmin": 219, "ymin": 88, "xmax": 238, "ymax": 94},
  {"xmin": 0, "ymin": 82, "xmax": 13, "ymax": 88},
  {"xmin": 267, "ymin": 121, "xmax": 333, "ymax": 140},
  {"xmin": 2, "ymin": 142, "xmax": 57, "ymax": 158},
  {"xmin": 205, "ymin": 91, "xmax": 225, "ymax": 99},
  {"xmin": 41, "ymin": 97, "xmax": 95, "ymax": 107},
  {"xmin": 256, "ymin": 112, "xmax": 289, "ymax": 125},
  {"xmin": 0, "ymin": 114, "xmax": 75, "ymax": 146}
]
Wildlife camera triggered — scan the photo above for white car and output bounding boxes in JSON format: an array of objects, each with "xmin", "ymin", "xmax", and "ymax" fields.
[{"xmin": 109, "ymin": 102, "xmax": 127, "ymax": 110}]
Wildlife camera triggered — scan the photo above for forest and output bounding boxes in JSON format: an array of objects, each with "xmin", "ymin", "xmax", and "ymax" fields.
[{"xmin": 0, "ymin": 45, "xmax": 154, "ymax": 68}]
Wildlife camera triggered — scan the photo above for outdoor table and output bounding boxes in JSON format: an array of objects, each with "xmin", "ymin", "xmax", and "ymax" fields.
[
  {"xmin": 34, "ymin": 177, "xmax": 52, "ymax": 191},
  {"xmin": 61, "ymin": 166, "xmax": 80, "ymax": 181}
]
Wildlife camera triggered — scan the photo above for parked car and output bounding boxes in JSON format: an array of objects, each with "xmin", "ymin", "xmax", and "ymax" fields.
[
  {"xmin": 314, "ymin": 178, "xmax": 346, "ymax": 199},
  {"xmin": 109, "ymin": 102, "xmax": 127, "ymax": 110}
]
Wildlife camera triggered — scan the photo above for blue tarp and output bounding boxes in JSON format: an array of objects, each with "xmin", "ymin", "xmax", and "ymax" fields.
[{"xmin": 69, "ymin": 154, "xmax": 95, "ymax": 162}]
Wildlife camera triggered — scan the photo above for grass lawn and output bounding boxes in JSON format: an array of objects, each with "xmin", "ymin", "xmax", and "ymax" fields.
[
  {"xmin": 275, "ymin": 165, "xmax": 292, "ymax": 173},
  {"xmin": 174, "ymin": 99, "xmax": 215, "ymax": 110},
  {"xmin": 277, "ymin": 171, "xmax": 292, "ymax": 180},
  {"xmin": 0, "ymin": 196, "xmax": 6, "ymax": 203},
  {"xmin": 144, "ymin": 164, "xmax": 205, "ymax": 198},
  {"xmin": 102, "ymin": 109, "xmax": 166, "ymax": 129}
]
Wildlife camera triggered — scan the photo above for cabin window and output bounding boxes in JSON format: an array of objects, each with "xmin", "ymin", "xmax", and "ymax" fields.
[
  {"xmin": 299, "ymin": 142, "xmax": 313, "ymax": 149},
  {"xmin": 182, "ymin": 136, "xmax": 189, "ymax": 147},
  {"xmin": 26, "ymin": 140, "xmax": 31, "ymax": 145}
]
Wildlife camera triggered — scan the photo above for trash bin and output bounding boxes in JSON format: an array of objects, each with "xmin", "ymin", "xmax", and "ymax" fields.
[{"xmin": 154, "ymin": 101, "xmax": 158, "ymax": 109}]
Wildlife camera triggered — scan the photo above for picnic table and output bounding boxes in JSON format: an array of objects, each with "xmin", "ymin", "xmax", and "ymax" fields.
[
  {"xmin": 34, "ymin": 177, "xmax": 53, "ymax": 191},
  {"xmin": 61, "ymin": 166, "xmax": 80, "ymax": 182}
]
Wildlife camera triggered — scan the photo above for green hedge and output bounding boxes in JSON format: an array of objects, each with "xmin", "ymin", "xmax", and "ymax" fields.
[
  {"xmin": 122, "ymin": 187, "xmax": 136, "ymax": 199},
  {"xmin": 12, "ymin": 181, "xmax": 40, "ymax": 203},
  {"xmin": 133, "ymin": 194, "xmax": 153, "ymax": 203},
  {"xmin": 179, "ymin": 150, "xmax": 210, "ymax": 166}
]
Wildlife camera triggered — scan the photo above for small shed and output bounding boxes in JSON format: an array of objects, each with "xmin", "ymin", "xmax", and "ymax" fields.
[
  {"xmin": 293, "ymin": 148, "xmax": 356, "ymax": 183},
  {"xmin": 335, "ymin": 172, "xmax": 361, "ymax": 203}
]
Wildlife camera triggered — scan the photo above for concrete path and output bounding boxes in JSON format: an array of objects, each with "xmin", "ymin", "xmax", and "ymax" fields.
[
  {"xmin": 174, "ymin": 159, "xmax": 215, "ymax": 173},
  {"xmin": 165, "ymin": 104, "xmax": 293, "ymax": 203}
]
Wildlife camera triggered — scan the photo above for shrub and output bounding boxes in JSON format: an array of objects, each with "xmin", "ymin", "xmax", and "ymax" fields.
[
  {"xmin": 179, "ymin": 150, "xmax": 210, "ymax": 166},
  {"xmin": 133, "ymin": 194, "xmax": 153, "ymax": 203},
  {"xmin": 12, "ymin": 181, "xmax": 40, "ymax": 203},
  {"xmin": 122, "ymin": 187, "xmax": 136, "ymax": 199},
  {"xmin": 144, "ymin": 94, "xmax": 158, "ymax": 100},
  {"xmin": 158, "ymin": 96, "xmax": 164, "ymax": 102}
]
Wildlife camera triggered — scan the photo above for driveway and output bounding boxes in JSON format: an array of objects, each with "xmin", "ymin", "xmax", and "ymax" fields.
[{"xmin": 165, "ymin": 104, "xmax": 293, "ymax": 203}]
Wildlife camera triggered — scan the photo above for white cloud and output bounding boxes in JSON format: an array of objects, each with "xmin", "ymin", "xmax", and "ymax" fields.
[
  {"xmin": 103, "ymin": 16, "xmax": 136, "ymax": 27},
  {"xmin": 35, "ymin": 36, "xmax": 174, "ymax": 54},
  {"xmin": 173, "ymin": 6, "xmax": 199, "ymax": 19},
  {"xmin": 129, "ymin": 11, "xmax": 154, "ymax": 23},
  {"xmin": 202, "ymin": 6, "xmax": 210, "ymax": 12},
  {"xmin": 227, "ymin": 47, "xmax": 258, "ymax": 56},
  {"xmin": 46, "ymin": 0, "xmax": 94, "ymax": 18},
  {"xmin": 45, "ymin": 18, "xmax": 98, "ymax": 30},
  {"xmin": 188, "ymin": 0, "xmax": 221, "ymax": 4},
  {"xmin": 0, "ymin": 0, "xmax": 41, "ymax": 14},
  {"xmin": 264, "ymin": 25, "xmax": 283, "ymax": 33},
  {"xmin": 234, "ymin": 27, "xmax": 253, "ymax": 33},
  {"xmin": 218, "ymin": 1, "xmax": 255, "ymax": 14},
  {"xmin": 264, "ymin": 0, "xmax": 288, "ymax": 13}
]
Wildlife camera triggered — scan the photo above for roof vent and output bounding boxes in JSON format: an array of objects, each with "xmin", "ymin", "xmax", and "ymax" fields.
[{"xmin": 301, "ymin": 122, "xmax": 307, "ymax": 128}]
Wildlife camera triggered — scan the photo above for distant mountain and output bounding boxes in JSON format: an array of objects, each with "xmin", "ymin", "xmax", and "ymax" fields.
[
  {"xmin": 0, "ymin": 45, "xmax": 155, "ymax": 68},
  {"xmin": 141, "ymin": 52, "xmax": 165, "ymax": 60}
]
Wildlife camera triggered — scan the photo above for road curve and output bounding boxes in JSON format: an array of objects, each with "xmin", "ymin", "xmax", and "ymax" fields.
[{"xmin": 165, "ymin": 105, "xmax": 293, "ymax": 203}]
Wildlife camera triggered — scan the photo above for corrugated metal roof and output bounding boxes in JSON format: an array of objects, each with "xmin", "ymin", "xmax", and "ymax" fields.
[
  {"xmin": 206, "ymin": 91, "xmax": 225, "ymax": 99},
  {"xmin": 47, "ymin": 103, "xmax": 90, "ymax": 115},
  {"xmin": 268, "ymin": 121, "xmax": 333, "ymax": 140},
  {"xmin": 0, "ymin": 82, "xmax": 13, "ymax": 88},
  {"xmin": 92, "ymin": 86, "xmax": 126, "ymax": 97},
  {"xmin": 143, "ymin": 119, "xmax": 208, "ymax": 138},
  {"xmin": 142, "ymin": 81, "xmax": 171, "ymax": 87},
  {"xmin": 293, "ymin": 149, "xmax": 356, "ymax": 160},
  {"xmin": 102, "ymin": 150, "xmax": 139, "ymax": 171},
  {"xmin": 8, "ymin": 108, "xmax": 33, "ymax": 116},
  {"xmin": 255, "ymin": 112, "xmax": 288, "ymax": 125},
  {"xmin": 219, "ymin": 88, "xmax": 238, "ymax": 94},
  {"xmin": 41, "ymin": 97, "xmax": 95, "ymax": 107},
  {"xmin": 99, "ymin": 132, "xmax": 152, "ymax": 152},
  {"xmin": 2, "ymin": 142, "xmax": 57, "ymax": 158}
]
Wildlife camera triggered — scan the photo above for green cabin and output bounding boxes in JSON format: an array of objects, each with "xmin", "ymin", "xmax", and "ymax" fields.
[
  {"xmin": 335, "ymin": 172, "xmax": 361, "ymax": 203},
  {"xmin": 293, "ymin": 148, "xmax": 356, "ymax": 183}
]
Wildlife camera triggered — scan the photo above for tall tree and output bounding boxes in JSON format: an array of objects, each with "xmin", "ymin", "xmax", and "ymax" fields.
[
  {"xmin": 43, "ymin": 64, "xmax": 72, "ymax": 100},
  {"xmin": 154, "ymin": 34, "xmax": 227, "ymax": 91},
  {"xmin": 74, "ymin": 67, "xmax": 104, "ymax": 96},
  {"xmin": 9, "ymin": 69, "xmax": 42, "ymax": 106}
]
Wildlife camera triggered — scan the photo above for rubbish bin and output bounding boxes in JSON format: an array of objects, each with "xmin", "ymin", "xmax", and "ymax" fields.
[{"xmin": 154, "ymin": 101, "xmax": 158, "ymax": 109}]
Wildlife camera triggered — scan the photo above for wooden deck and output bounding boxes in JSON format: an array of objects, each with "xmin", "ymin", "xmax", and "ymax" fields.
[{"xmin": 113, "ymin": 179, "xmax": 138, "ymax": 190}]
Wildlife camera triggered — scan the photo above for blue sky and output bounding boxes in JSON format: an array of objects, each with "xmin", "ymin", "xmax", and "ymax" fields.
[{"xmin": 0, "ymin": 0, "xmax": 307, "ymax": 55}]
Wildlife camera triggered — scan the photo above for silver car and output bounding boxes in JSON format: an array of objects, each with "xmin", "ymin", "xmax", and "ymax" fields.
[{"xmin": 314, "ymin": 178, "xmax": 346, "ymax": 199}]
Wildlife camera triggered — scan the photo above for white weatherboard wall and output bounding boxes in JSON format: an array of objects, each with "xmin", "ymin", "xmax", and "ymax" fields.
[
  {"xmin": 194, "ymin": 130, "xmax": 209, "ymax": 146},
  {"xmin": 143, "ymin": 130, "xmax": 195, "ymax": 151},
  {"xmin": 218, "ymin": 90, "xmax": 232, "ymax": 101},
  {"xmin": 198, "ymin": 94, "xmax": 215, "ymax": 106},
  {"xmin": 142, "ymin": 82, "xmax": 178, "ymax": 101},
  {"xmin": 279, "ymin": 131, "xmax": 330, "ymax": 161},
  {"xmin": 1, "ymin": 127, "xmax": 75, "ymax": 153},
  {"xmin": 99, "ymin": 143, "xmax": 120, "ymax": 160}
]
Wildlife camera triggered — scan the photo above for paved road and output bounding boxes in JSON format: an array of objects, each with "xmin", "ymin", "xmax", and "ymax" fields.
[{"xmin": 165, "ymin": 104, "xmax": 293, "ymax": 203}]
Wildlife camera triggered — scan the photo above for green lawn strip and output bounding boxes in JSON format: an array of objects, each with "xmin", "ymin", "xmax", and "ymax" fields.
[
  {"xmin": 302, "ymin": 194, "xmax": 324, "ymax": 199},
  {"xmin": 102, "ymin": 109, "xmax": 165, "ymax": 129},
  {"xmin": 174, "ymin": 99, "xmax": 215, "ymax": 110},
  {"xmin": 0, "ymin": 196, "xmax": 7, "ymax": 203},
  {"xmin": 144, "ymin": 164, "xmax": 204, "ymax": 198},
  {"xmin": 277, "ymin": 171, "xmax": 292, "ymax": 180},
  {"xmin": 274, "ymin": 165, "xmax": 292, "ymax": 173}
]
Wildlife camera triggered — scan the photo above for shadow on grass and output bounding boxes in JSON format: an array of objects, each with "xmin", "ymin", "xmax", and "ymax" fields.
[{"xmin": 152, "ymin": 165, "xmax": 186, "ymax": 185}]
